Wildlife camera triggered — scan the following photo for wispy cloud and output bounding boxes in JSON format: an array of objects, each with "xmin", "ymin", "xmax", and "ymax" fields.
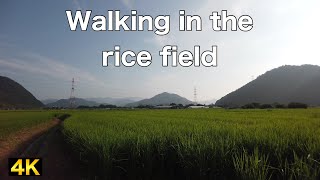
[
  {"xmin": 144, "ymin": 35, "xmax": 176, "ymax": 47},
  {"xmin": 72, "ymin": 0, "xmax": 82, "ymax": 10},
  {"xmin": 120, "ymin": 0, "xmax": 133, "ymax": 8},
  {"xmin": 0, "ymin": 34, "xmax": 16, "ymax": 52},
  {"xmin": 0, "ymin": 53, "xmax": 108, "ymax": 89}
]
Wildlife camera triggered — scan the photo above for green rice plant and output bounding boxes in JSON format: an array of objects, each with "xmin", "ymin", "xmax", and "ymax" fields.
[
  {"xmin": 0, "ymin": 110, "xmax": 57, "ymax": 140},
  {"xmin": 233, "ymin": 148, "xmax": 271, "ymax": 180},
  {"xmin": 62, "ymin": 108, "xmax": 320, "ymax": 179}
]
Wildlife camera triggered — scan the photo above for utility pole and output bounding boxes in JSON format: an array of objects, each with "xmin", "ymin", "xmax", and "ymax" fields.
[
  {"xmin": 194, "ymin": 87, "xmax": 197, "ymax": 105},
  {"xmin": 69, "ymin": 78, "xmax": 76, "ymax": 109}
]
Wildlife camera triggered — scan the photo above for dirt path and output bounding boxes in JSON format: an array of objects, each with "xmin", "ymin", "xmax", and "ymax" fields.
[
  {"xmin": 0, "ymin": 119, "xmax": 60, "ymax": 169},
  {"xmin": 30, "ymin": 123, "xmax": 82, "ymax": 179},
  {"xmin": 0, "ymin": 118, "xmax": 82, "ymax": 179}
]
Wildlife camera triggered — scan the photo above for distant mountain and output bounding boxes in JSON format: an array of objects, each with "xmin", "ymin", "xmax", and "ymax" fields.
[
  {"xmin": 126, "ymin": 92, "xmax": 193, "ymax": 107},
  {"xmin": 216, "ymin": 65, "xmax": 320, "ymax": 107},
  {"xmin": 46, "ymin": 98, "xmax": 100, "ymax": 108},
  {"xmin": 86, "ymin": 97, "xmax": 142, "ymax": 107},
  {"xmin": 41, "ymin": 99, "xmax": 59, "ymax": 105},
  {"xmin": 0, "ymin": 76, "xmax": 43, "ymax": 108}
]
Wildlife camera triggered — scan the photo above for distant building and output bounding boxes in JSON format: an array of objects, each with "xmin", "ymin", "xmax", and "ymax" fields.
[
  {"xmin": 210, "ymin": 106, "xmax": 222, "ymax": 109},
  {"xmin": 188, "ymin": 106, "xmax": 209, "ymax": 109},
  {"xmin": 154, "ymin": 105, "xmax": 172, "ymax": 109}
]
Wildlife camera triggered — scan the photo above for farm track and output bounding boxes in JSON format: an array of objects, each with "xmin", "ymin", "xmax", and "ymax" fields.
[
  {"xmin": 0, "ymin": 116, "xmax": 82, "ymax": 179},
  {"xmin": 0, "ymin": 119, "xmax": 60, "ymax": 171}
]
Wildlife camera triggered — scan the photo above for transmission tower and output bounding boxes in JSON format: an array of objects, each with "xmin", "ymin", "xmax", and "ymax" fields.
[
  {"xmin": 69, "ymin": 78, "xmax": 76, "ymax": 109},
  {"xmin": 194, "ymin": 87, "xmax": 197, "ymax": 105}
]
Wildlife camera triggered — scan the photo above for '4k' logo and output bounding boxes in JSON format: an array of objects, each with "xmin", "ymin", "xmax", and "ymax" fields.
[{"xmin": 8, "ymin": 158, "xmax": 42, "ymax": 176}]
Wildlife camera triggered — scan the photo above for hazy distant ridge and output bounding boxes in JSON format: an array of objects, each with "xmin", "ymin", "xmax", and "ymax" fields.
[
  {"xmin": 85, "ymin": 97, "xmax": 142, "ymax": 106},
  {"xmin": 46, "ymin": 98, "xmax": 100, "ymax": 108},
  {"xmin": 126, "ymin": 92, "xmax": 193, "ymax": 107}
]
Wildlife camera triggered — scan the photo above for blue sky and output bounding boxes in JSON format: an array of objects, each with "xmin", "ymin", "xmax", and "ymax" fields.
[{"xmin": 0, "ymin": 0, "xmax": 319, "ymax": 101}]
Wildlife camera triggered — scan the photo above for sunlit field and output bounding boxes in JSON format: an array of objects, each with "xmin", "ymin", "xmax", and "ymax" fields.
[
  {"xmin": 63, "ymin": 109, "xmax": 320, "ymax": 179},
  {"xmin": 0, "ymin": 111, "xmax": 55, "ymax": 140}
]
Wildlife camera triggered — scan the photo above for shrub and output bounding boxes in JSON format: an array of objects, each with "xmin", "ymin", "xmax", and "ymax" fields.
[
  {"xmin": 260, "ymin": 104, "xmax": 273, "ymax": 109},
  {"xmin": 288, "ymin": 102, "xmax": 308, "ymax": 109},
  {"xmin": 275, "ymin": 104, "xmax": 286, "ymax": 108},
  {"xmin": 242, "ymin": 103, "xmax": 261, "ymax": 109}
]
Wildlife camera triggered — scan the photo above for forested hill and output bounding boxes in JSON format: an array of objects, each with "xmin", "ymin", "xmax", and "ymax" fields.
[
  {"xmin": 0, "ymin": 76, "xmax": 43, "ymax": 108},
  {"xmin": 216, "ymin": 65, "xmax": 320, "ymax": 107}
]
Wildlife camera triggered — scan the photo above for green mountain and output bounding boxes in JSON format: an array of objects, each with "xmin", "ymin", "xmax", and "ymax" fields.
[
  {"xmin": 216, "ymin": 65, "xmax": 320, "ymax": 107},
  {"xmin": 126, "ymin": 92, "xmax": 193, "ymax": 107},
  {"xmin": 0, "ymin": 76, "xmax": 43, "ymax": 108},
  {"xmin": 46, "ymin": 98, "xmax": 100, "ymax": 108}
]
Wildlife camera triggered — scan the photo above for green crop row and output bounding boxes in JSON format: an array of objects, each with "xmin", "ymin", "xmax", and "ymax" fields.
[
  {"xmin": 0, "ymin": 110, "xmax": 58, "ymax": 140},
  {"xmin": 63, "ymin": 109, "xmax": 320, "ymax": 179}
]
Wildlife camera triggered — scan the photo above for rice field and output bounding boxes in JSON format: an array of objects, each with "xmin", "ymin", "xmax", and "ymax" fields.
[
  {"xmin": 0, "ymin": 111, "xmax": 56, "ymax": 140},
  {"xmin": 63, "ymin": 109, "xmax": 320, "ymax": 179}
]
